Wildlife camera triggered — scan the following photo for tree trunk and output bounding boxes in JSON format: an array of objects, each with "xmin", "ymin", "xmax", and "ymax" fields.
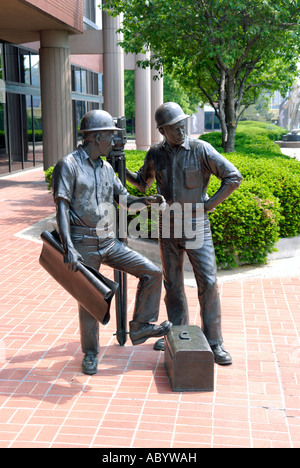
[
  {"xmin": 224, "ymin": 124, "xmax": 236, "ymax": 153},
  {"xmin": 208, "ymin": 69, "xmax": 238, "ymax": 152},
  {"xmin": 223, "ymin": 73, "xmax": 237, "ymax": 153}
]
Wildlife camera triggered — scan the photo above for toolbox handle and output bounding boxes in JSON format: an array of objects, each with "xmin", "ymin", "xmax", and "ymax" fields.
[{"xmin": 179, "ymin": 331, "xmax": 191, "ymax": 340}]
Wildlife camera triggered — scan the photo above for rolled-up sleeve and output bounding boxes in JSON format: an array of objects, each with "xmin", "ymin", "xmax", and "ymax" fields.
[
  {"xmin": 113, "ymin": 171, "xmax": 129, "ymax": 198},
  {"xmin": 52, "ymin": 157, "xmax": 76, "ymax": 203},
  {"xmin": 201, "ymin": 141, "xmax": 242, "ymax": 210}
]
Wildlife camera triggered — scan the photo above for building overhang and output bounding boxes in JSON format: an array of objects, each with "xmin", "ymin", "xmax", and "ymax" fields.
[{"xmin": 0, "ymin": 0, "xmax": 83, "ymax": 45}]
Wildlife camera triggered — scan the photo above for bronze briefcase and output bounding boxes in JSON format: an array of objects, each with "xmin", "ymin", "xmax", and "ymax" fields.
[
  {"xmin": 164, "ymin": 325, "xmax": 214, "ymax": 392},
  {"xmin": 39, "ymin": 230, "xmax": 119, "ymax": 325}
]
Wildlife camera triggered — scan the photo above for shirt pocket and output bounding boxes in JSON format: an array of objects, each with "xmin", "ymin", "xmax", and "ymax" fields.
[{"xmin": 183, "ymin": 166, "xmax": 199, "ymax": 189}]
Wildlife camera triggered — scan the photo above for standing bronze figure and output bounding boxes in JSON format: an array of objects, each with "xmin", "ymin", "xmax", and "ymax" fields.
[
  {"xmin": 126, "ymin": 102, "xmax": 242, "ymax": 365},
  {"xmin": 52, "ymin": 110, "xmax": 172, "ymax": 375}
]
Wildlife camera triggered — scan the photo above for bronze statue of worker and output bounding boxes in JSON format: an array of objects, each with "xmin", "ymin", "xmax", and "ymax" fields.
[
  {"xmin": 52, "ymin": 109, "xmax": 171, "ymax": 375},
  {"xmin": 126, "ymin": 102, "xmax": 243, "ymax": 365}
]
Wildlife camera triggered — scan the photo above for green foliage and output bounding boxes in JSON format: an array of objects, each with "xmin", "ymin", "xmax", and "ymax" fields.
[
  {"xmin": 201, "ymin": 121, "xmax": 300, "ymax": 242},
  {"xmin": 103, "ymin": 0, "xmax": 300, "ymax": 150},
  {"xmin": 45, "ymin": 165, "xmax": 54, "ymax": 191},
  {"xmin": 27, "ymin": 130, "xmax": 43, "ymax": 142},
  {"xmin": 241, "ymin": 94, "xmax": 273, "ymax": 123},
  {"xmin": 162, "ymin": 75, "xmax": 200, "ymax": 115},
  {"xmin": 125, "ymin": 150, "xmax": 158, "ymax": 196},
  {"xmin": 124, "ymin": 70, "xmax": 135, "ymax": 122},
  {"xmin": 206, "ymin": 177, "xmax": 283, "ymax": 269}
]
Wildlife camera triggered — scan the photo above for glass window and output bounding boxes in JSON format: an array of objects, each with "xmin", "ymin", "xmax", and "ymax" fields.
[
  {"xmin": 6, "ymin": 92, "xmax": 23, "ymax": 171},
  {"xmin": 93, "ymin": 72, "xmax": 98, "ymax": 95},
  {"xmin": 86, "ymin": 70, "xmax": 98, "ymax": 95},
  {"xmin": 98, "ymin": 74, "xmax": 103, "ymax": 96},
  {"xmin": 72, "ymin": 67, "xmax": 82, "ymax": 92},
  {"xmin": 81, "ymin": 69, "xmax": 87, "ymax": 93},
  {"xmin": 0, "ymin": 100, "xmax": 9, "ymax": 175},
  {"xmin": 0, "ymin": 45, "xmax": 9, "ymax": 173},
  {"xmin": 72, "ymin": 66, "xmax": 101, "ymax": 96},
  {"xmin": 0, "ymin": 43, "xmax": 42, "ymax": 174},
  {"xmin": 83, "ymin": 0, "xmax": 96, "ymax": 23},
  {"xmin": 25, "ymin": 94, "xmax": 34, "ymax": 168},
  {"xmin": 0, "ymin": 43, "xmax": 3, "ymax": 81},
  {"xmin": 213, "ymin": 115, "xmax": 220, "ymax": 130},
  {"xmin": 4, "ymin": 44, "xmax": 19, "ymax": 82},
  {"xmin": 32, "ymin": 95, "xmax": 43, "ymax": 166},
  {"xmin": 205, "ymin": 112, "xmax": 213, "ymax": 131},
  {"xmin": 31, "ymin": 54, "xmax": 40, "ymax": 87},
  {"xmin": 86, "ymin": 70, "xmax": 93, "ymax": 95},
  {"xmin": 19, "ymin": 49, "xmax": 31, "ymax": 85}
]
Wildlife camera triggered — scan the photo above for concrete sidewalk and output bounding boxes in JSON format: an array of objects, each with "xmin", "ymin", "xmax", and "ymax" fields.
[{"xmin": 0, "ymin": 167, "xmax": 299, "ymax": 448}]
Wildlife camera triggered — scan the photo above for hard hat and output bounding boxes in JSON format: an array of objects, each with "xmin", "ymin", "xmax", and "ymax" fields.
[
  {"xmin": 155, "ymin": 102, "xmax": 190, "ymax": 128},
  {"xmin": 79, "ymin": 110, "xmax": 121, "ymax": 132}
]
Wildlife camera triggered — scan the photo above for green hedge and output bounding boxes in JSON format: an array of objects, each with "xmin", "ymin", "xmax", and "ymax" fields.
[
  {"xmin": 45, "ymin": 121, "xmax": 300, "ymax": 269},
  {"xmin": 0, "ymin": 130, "xmax": 43, "ymax": 146},
  {"xmin": 200, "ymin": 122, "xmax": 300, "ymax": 239},
  {"xmin": 205, "ymin": 177, "xmax": 283, "ymax": 269}
]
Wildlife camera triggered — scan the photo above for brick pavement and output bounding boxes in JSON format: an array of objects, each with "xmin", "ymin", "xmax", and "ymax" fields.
[{"xmin": 0, "ymin": 167, "xmax": 299, "ymax": 448}]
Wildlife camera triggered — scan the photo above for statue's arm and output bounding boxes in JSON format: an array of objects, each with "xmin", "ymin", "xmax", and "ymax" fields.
[{"xmin": 56, "ymin": 198, "xmax": 83, "ymax": 271}]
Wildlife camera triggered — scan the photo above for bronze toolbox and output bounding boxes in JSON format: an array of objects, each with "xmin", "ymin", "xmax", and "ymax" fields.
[{"xmin": 164, "ymin": 325, "xmax": 214, "ymax": 392}]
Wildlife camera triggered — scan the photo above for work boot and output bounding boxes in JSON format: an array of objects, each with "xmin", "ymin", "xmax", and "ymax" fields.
[
  {"xmin": 129, "ymin": 320, "xmax": 172, "ymax": 345},
  {"xmin": 153, "ymin": 338, "xmax": 165, "ymax": 351},
  {"xmin": 81, "ymin": 352, "xmax": 98, "ymax": 375},
  {"xmin": 211, "ymin": 344, "xmax": 232, "ymax": 365}
]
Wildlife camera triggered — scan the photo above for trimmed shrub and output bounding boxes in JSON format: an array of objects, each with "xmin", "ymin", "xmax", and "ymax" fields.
[
  {"xmin": 124, "ymin": 150, "xmax": 158, "ymax": 196},
  {"xmin": 201, "ymin": 121, "xmax": 300, "ymax": 239},
  {"xmin": 206, "ymin": 177, "xmax": 282, "ymax": 268},
  {"xmin": 45, "ymin": 165, "xmax": 54, "ymax": 191}
]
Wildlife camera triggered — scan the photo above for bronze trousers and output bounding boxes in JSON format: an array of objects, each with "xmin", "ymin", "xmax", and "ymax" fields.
[
  {"xmin": 158, "ymin": 217, "xmax": 223, "ymax": 346},
  {"xmin": 71, "ymin": 229, "xmax": 162, "ymax": 354}
]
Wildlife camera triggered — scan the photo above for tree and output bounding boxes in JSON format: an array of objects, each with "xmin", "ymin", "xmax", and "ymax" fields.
[
  {"xmin": 103, "ymin": 0, "xmax": 300, "ymax": 152},
  {"xmin": 241, "ymin": 93, "xmax": 274, "ymax": 123},
  {"xmin": 163, "ymin": 74, "xmax": 200, "ymax": 115}
]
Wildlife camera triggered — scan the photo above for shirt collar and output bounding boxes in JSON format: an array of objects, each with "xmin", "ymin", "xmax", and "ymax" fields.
[
  {"xmin": 162, "ymin": 135, "xmax": 190, "ymax": 153},
  {"xmin": 78, "ymin": 145, "xmax": 103, "ymax": 167}
]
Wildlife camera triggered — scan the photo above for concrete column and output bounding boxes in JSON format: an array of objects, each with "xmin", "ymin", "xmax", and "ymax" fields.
[
  {"xmin": 102, "ymin": 10, "xmax": 125, "ymax": 117},
  {"xmin": 135, "ymin": 52, "xmax": 151, "ymax": 150},
  {"xmin": 39, "ymin": 30, "xmax": 73, "ymax": 169},
  {"xmin": 151, "ymin": 68, "xmax": 163, "ymax": 145}
]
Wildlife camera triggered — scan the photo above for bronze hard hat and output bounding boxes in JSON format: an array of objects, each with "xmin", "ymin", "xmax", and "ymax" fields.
[
  {"xmin": 79, "ymin": 110, "xmax": 121, "ymax": 132},
  {"xmin": 155, "ymin": 102, "xmax": 190, "ymax": 128}
]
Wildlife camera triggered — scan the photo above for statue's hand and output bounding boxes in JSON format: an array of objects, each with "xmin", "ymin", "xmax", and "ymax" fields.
[
  {"xmin": 63, "ymin": 247, "xmax": 83, "ymax": 272},
  {"xmin": 144, "ymin": 194, "xmax": 167, "ymax": 211},
  {"xmin": 150, "ymin": 194, "xmax": 165, "ymax": 205}
]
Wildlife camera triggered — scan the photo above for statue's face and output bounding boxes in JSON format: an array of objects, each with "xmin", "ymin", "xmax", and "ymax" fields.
[
  {"xmin": 96, "ymin": 131, "xmax": 115, "ymax": 156},
  {"xmin": 161, "ymin": 121, "xmax": 185, "ymax": 148}
]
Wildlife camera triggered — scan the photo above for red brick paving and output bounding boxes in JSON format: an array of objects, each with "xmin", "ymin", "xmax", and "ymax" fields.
[{"xmin": 0, "ymin": 167, "xmax": 299, "ymax": 448}]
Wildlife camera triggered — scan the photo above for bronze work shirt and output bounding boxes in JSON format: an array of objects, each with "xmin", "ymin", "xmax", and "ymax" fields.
[
  {"xmin": 135, "ymin": 136, "xmax": 242, "ymax": 211},
  {"xmin": 52, "ymin": 145, "xmax": 128, "ymax": 229}
]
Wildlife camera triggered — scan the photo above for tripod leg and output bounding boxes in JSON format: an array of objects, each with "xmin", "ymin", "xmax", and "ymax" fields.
[{"xmin": 114, "ymin": 269, "xmax": 128, "ymax": 346}]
